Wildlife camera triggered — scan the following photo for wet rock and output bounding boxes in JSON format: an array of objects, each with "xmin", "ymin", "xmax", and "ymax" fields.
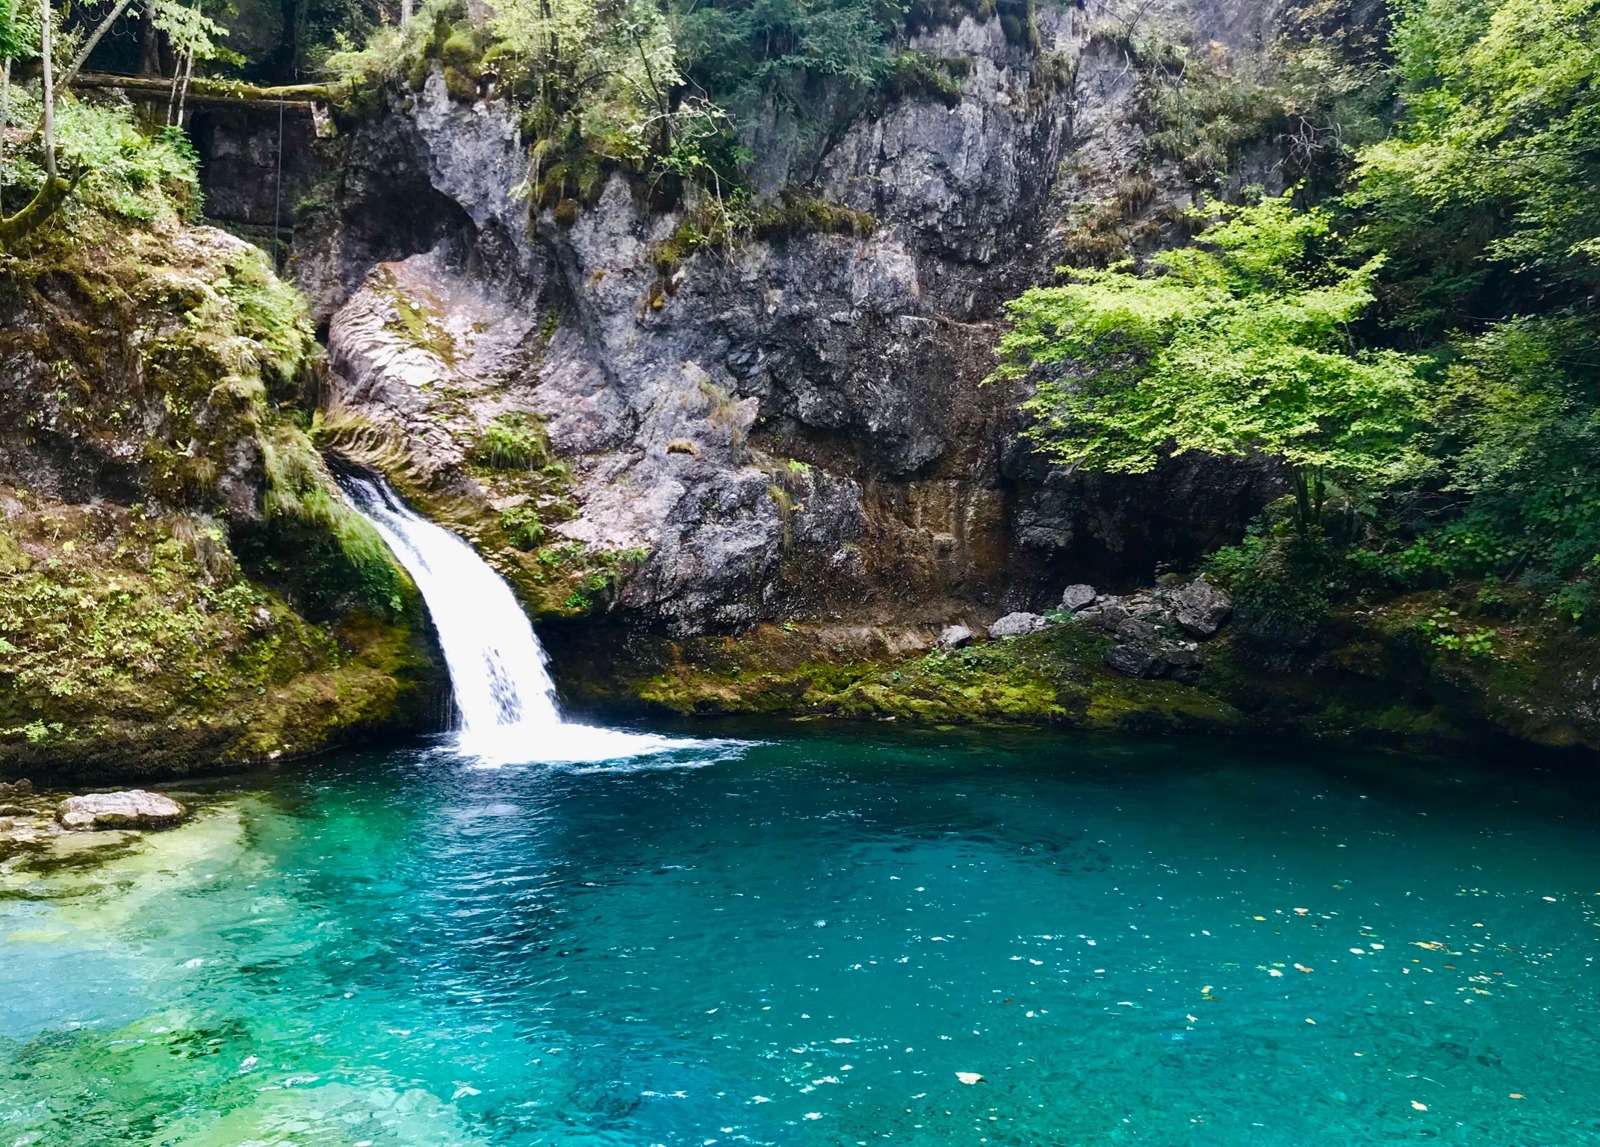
[
  {"xmin": 0, "ymin": 804, "xmax": 33, "ymax": 817},
  {"xmin": 1060, "ymin": 583, "xmax": 1098, "ymax": 612},
  {"xmin": 939, "ymin": 624, "xmax": 975, "ymax": 649},
  {"xmin": 0, "ymin": 779, "xmax": 33, "ymax": 796},
  {"xmin": 1104, "ymin": 643, "xmax": 1167, "ymax": 679},
  {"xmin": 1172, "ymin": 577, "xmax": 1233, "ymax": 638},
  {"xmin": 989, "ymin": 612, "xmax": 1048, "ymax": 639},
  {"xmin": 57, "ymin": 791, "xmax": 188, "ymax": 831}
]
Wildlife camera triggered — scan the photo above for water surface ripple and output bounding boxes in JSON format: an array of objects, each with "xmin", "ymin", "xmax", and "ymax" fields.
[{"xmin": 3, "ymin": 728, "xmax": 1599, "ymax": 1144}]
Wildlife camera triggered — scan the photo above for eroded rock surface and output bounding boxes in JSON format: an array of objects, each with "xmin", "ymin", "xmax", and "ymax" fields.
[{"xmin": 295, "ymin": 0, "xmax": 1288, "ymax": 642}]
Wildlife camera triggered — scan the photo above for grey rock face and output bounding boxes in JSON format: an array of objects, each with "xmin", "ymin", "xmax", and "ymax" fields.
[
  {"xmin": 300, "ymin": 0, "xmax": 1290, "ymax": 636},
  {"xmin": 939, "ymin": 624, "xmax": 975, "ymax": 649},
  {"xmin": 57, "ymin": 791, "xmax": 187, "ymax": 831},
  {"xmin": 989, "ymin": 611, "xmax": 1048, "ymax": 638},
  {"xmin": 1172, "ymin": 577, "xmax": 1234, "ymax": 638},
  {"xmin": 1060, "ymin": 584, "xmax": 1098, "ymax": 612},
  {"xmin": 1115, "ymin": 617, "xmax": 1162, "ymax": 646},
  {"xmin": 1104, "ymin": 643, "xmax": 1167, "ymax": 679}
]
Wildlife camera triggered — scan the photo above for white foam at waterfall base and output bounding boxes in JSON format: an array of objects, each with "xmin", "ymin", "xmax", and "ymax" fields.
[{"xmin": 342, "ymin": 476, "xmax": 717, "ymax": 767}]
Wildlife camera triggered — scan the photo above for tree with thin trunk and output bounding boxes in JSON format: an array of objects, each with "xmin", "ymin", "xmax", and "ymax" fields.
[{"xmin": 1, "ymin": 0, "xmax": 75, "ymax": 245}]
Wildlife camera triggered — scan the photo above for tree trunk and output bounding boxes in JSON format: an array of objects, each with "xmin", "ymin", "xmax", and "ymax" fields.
[
  {"xmin": 140, "ymin": 1, "xmax": 161, "ymax": 75},
  {"xmin": 1, "ymin": 58, "xmax": 10, "ymax": 219},
  {"xmin": 174, "ymin": 50, "xmax": 193, "ymax": 125},
  {"xmin": 401, "ymin": 0, "xmax": 412, "ymax": 27},
  {"xmin": 1291, "ymin": 469, "xmax": 1312, "ymax": 538},
  {"xmin": 40, "ymin": 0, "xmax": 55, "ymax": 182}
]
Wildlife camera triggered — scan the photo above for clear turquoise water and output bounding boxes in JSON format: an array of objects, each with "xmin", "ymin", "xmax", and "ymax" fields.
[{"xmin": 3, "ymin": 726, "xmax": 1600, "ymax": 1145}]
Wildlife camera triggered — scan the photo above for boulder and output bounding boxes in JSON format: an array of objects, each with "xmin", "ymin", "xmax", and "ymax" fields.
[
  {"xmin": 1060, "ymin": 583, "xmax": 1098, "ymax": 612},
  {"xmin": 938, "ymin": 624, "xmax": 975, "ymax": 650},
  {"xmin": 1114, "ymin": 617, "xmax": 1162, "ymax": 645},
  {"xmin": 0, "ymin": 778, "xmax": 33, "ymax": 796},
  {"xmin": 1104, "ymin": 643, "xmax": 1167, "ymax": 679},
  {"xmin": 57, "ymin": 790, "xmax": 188, "ymax": 831},
  {"xmin": 989, "ymin": 612, "xmax": 1049, "ymax": 638},
  {"xmin": 1172, "ymin": 577, "xmax": 1233, "ymax": 638},
  {"xmin": 1161, "ymin": 644, "xmax": 1202, "ymax": 669},
  {"xmin": 1085, "ymin": 601, "xmax": 1130, "ymax": 633}
]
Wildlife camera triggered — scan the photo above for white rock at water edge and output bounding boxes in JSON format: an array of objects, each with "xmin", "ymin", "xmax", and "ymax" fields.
[
  {"xmin": 57, "ymin": 790, "xmax": 188, "ymax": 831},
  {"xmin": 989, "ymin": 612, "xmax": 1049, "ymax": 639}
]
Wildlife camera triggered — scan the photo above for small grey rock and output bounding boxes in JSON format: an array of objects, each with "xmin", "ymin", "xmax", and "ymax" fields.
[
  {"xmin": 1060, "ymin": 583, "xmax": 1097, "ymax": 612},
  {"xmin": 1104, "ymin": 643, "xmax": 1168, "ymax": 679},
  {"xmin": 938, "ymin": 624, "xmax": 975, "ymax": 649},
  {"xmin": 1161, "ymin": 645, "xmax": 1202, "ymax": 669},
  {"xmin": 1173, "ymin": 577, "xmax": 1233, "ymax": 638},
  {"xmin": 989, "ymin": 612, "xmax": 1048, "ymax": 638},
  {"xmin": 57, "ymin": 790, "xmax": 188, "ymax": 831},
  {"xmin": 1115, "ymin": 617, "xmax": 1162, "ymax": 645},
  {"xmin": 1090, "ymin": 603, "xmax": 1130, "ymax": 633}
]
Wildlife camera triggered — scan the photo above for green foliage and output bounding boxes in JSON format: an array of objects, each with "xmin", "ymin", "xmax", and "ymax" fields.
[
  {"xmin": 882, "ymin": 50, "xmax": 970, "ymax": 108},
  {"xmin": 1140, "ymin": 41, "xmax": 1388, "ymax": 190},
  {"xmin": 500, "ymin": 504, "xmax": 546, "ymax": 550},
  {"xmin": 994, "ymin": 192, "xmax": 1428, "ymax": 532},
  {"xmin": 1421, "ymin": 317, "xmax": 1600, "ymax": 582},
  {"xmin": 670, "ymin": 0, "xmax": 891, "ymax": 114},
  {"xmin": 256, "ymin": 429, "xmax": 409, "ymax": 618},
  {"xmin": 1414, "ymin": 607, "xmax": 1498, "ymax": 657},
  {"xmin": 0, "ymin": 0, "xmax": 37, "ymax": 63},
  {"xmin": 470, "ymin": 413, "xmax": 550, "ymax": 471},
  {"xmin": 2, "ymin": 98, "xmax": 203, "ymax": 224},
  {"xmin": 1354, "ymin": 0, "xmax": 1600, "ymax": 332}
]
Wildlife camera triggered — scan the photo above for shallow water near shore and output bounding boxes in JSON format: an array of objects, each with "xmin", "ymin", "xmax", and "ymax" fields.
[{"xmin": 3, "ymin": 726, "xmax": 1600, "ymax": 1145}]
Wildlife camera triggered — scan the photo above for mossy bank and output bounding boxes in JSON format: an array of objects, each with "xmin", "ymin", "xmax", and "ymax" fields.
[{"xmin": 0, "ymin": 143, "xmax": 444, "ymax": 780}]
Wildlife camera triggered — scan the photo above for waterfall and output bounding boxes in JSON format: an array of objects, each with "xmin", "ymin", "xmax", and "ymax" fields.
[{"xmin": 342, "ymin": 475, "xmax": 691, "ymax": 765}]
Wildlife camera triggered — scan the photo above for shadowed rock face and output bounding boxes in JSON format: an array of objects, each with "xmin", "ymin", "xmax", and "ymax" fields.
[{"xmin": 288, "ymin": 0, "xmax": 1285, "ymax": 639}]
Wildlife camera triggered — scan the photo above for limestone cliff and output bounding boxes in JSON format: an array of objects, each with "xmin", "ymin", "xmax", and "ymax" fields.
[{"xmin": 265, "ymin": 0, "xmax": 1285, "ymax": 655}]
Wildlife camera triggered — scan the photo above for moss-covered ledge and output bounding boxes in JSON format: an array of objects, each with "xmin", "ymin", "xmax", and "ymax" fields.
[{"xmin": 543, "ymin": 599, "xmax": 1600, "ymax": 761}]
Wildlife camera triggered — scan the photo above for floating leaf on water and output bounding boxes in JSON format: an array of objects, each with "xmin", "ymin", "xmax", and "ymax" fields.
[
  {"xmin": 1510, "ymin": 1093, "xmax": 1525, "ymax": 1099},
  {"xmin": 1413, "ymin": 941, "xmax": 1449, "ymax": 951},
  {"xmin": 1411, "ymin": 1101, "xmax": 1428, "ymax": 1111},
  {"xmin": 956, "ymin": 1072, "xmax": 984, "ymax": 1085}
]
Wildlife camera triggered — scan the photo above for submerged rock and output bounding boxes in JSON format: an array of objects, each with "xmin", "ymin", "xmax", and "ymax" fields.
[
  {"xmin": 990, "ymin": 612, "xmax": 1048, "ymax": 639},
  {"xmin": 939, "ymin": 624, "xmax": 975, "ymax": 650},
  {"xmin": 57, "ymin": 791, "xmax": 188, "ymax": 831},
  {"xmin": 1060, "ymin": 584, "xmax": 1098, "ymax": 612}
]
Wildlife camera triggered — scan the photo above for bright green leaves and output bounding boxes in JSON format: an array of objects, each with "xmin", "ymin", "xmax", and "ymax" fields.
[
  {"xmin": 1356, "ymin": 0, "xmax": 1600, "ymax": 319},
  {"xmin": 992, "ymin": 194, "xmax": 1428, "ymax": 525}
]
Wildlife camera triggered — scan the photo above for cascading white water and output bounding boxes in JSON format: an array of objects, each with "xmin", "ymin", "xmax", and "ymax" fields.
[{"xmin": 342, "ymin": 475, "xmax": 693, "ymax": 765}]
